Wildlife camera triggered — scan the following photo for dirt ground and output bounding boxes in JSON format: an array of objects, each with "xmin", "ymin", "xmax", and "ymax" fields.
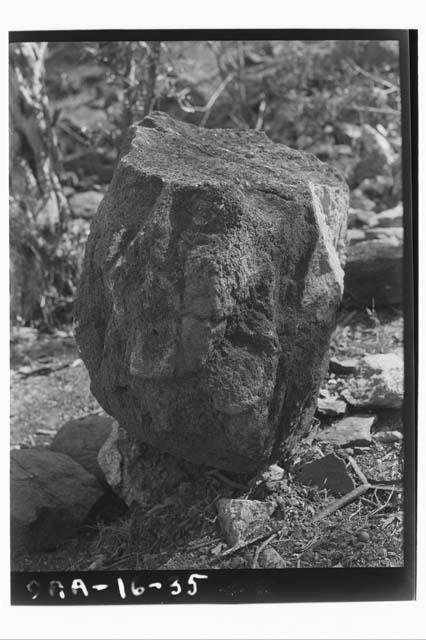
[{"xmin": 10, "ymin": 307, "xmax": 405, "ymax": 571}]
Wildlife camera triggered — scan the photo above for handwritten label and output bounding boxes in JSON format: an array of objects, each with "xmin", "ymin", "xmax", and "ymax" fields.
[{"xmin": 26, "ymin": 574, "xmax": 208, "ymax": 601}]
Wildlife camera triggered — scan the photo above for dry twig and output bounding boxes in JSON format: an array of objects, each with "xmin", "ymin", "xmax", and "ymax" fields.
[
  {"xmin": 251, "ymin": 533, "xmax": 277, "ymax": 568},
  {"xmin": 348, "ymin": 456, "xmax": 369, "ymax": 485},
  {"xmin": 207, "ymin": 526, "xmax": 282, "ymax": 565},
  {"xmin": 313, "ymin": 484, "xmax": 370, "ymax": 522}
]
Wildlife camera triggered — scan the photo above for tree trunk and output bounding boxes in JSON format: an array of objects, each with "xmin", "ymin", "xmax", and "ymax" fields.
[{"xmin": 9, "ymin": 42, "xmax": 69, "ymax": 325}]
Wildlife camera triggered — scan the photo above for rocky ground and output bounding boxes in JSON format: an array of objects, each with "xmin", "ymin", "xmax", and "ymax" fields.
[{"xmin": 10, "ymin": 306, "xmax": 404, "ymax": 571}]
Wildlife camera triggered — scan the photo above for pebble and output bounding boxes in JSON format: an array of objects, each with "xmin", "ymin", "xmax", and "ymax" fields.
[
  {"xmin": 357, "ymin": 530, "xmax": 370, "ymax": 543},
  {"xmin": 373, "ymin": 430, "xmax": 403, "ymax": 444}
]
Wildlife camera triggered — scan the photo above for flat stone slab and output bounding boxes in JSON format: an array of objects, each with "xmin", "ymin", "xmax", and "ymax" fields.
[
  {"xmin": 329, "ymin": 357, "xmax": 359, "ymax": 375},
  {"xmin": 347, "ymin": 229, "xmax": 366, "ymax": 244},
  {"xmin": 374, "ymin": 203, "xmax": 403, "ymax": 228},
  {"xmin": 216, "ymin": 498, "xmax": 276, "ymax": 546},
  {"xmin": 11, "ymin": 449, "xmax": 103, "ymax": 551},
  {"xmin": 372, "ymin": 430, "xmax": 403, "ymax": 444},
  {"xmin": 315, "ymin": 415, "xmax": 377, "ymax": 447},
  {"xmin": 51, "ymin": 414, "xmax": 115, "ymax": 484},
  {"xmin": 295, "ymin": 453, "xmax": 355, "ymax": 494},
  {"xmin": 316, "ymin": 397, "xmax": 347, "ymax": 416},
  {"xmin": 342, "ymin": 353, "xmax": 404, "ymax": 409},
  {"xmin": 364, "ymin": 227, "xmax": 403, "ymax": 242}
]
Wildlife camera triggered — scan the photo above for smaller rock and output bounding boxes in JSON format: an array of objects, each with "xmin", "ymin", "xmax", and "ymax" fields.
[
  {"xmin": 11, "ymin": 449, "xmax": 103, "ymax": 552},
  {"xmin": 342, "ymin": 353, "xmax": 404, "ymax": 409},
  {"xmin": 51, "ymin": 414, "xmax": 115, "ymax": 484},
  {"xmin": 357, "ymin": 530, "xmax": 370, "ymax": 543},
  {"xmin": 372, "ymin": 430, "xmax": 403, "ymax": 444},
  {"xmin": 315, "ymin": 415, "xmax": 376, "ymax": 447},
  {"xmin": 364, "ymin": 227, "xmax": 403, "ymax": 242},
  {"xmin": 295, "ymin": 453, "xmax": 355, "ymax": 494},
  {"xmin": 216, "ymin": 499, "xmax": 276, "ymax": 546},
  {"xmin": 348, "ymin": 229, "xmax": 366, "ymax": 244},
  {"xmin": 97, "ymin": 422, "xmax": 190, "ymax": 508},
  {"xmin": 259, "ymin": 464, "xmax": 287, "ymax": 495},
  {"xmin": 259, "ymin": 546, "xmax": 286, "ymax": 569},
  {"xmin": 211, "ymin": 543, "xmax": 225, "ymax": 556},
  {"xmin": 261, "ymin": 464, "xmax": 285, "ymax": 483},
  {"xmin": 316, "ymin": 397, "xmax": 347, "ymax": 416},
  {"xmin": 374, "ymin": 204, "xmax": 403, "ymax": 228},
  {"xmin": 348, "ymin": 208, "xmax": 377, "ymax": 228},
  {"xmin": 69, "ymin": 190, "xmax": 104, "ymax": 219},
  {"xmin": 329, "ymin": 357, "xmax": 359, "ymax": 375}
]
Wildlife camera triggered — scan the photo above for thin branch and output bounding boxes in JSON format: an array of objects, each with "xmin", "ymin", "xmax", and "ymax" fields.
[
  {"xmin": 313, "ymin": 484, "xmax": 370, "ymax": 522},
  {"xmin": 207, "ymin": 526, "xmax": 282, "ymax": 565},
  {"xmin": 348, "ymin": 456, "xmax": 369, "ymax": 485},
  {"xmin": 347, "ymin": 105, "xmax": 400, "ymax": 115},
  {"xmin": 345, "ymin": 57, "xmax": 399, "ymax": 91},
  {"xmin": 251, "ymin": 533, "xmax": 277, "ymax": 568}
]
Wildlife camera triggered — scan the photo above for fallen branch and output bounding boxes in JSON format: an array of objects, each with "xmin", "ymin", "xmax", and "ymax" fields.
[
  {"xmin": 18, "ymin": 362, "xmax": 70, "ymax": 378},
  {"xmin": 371, "ymin": 483, "xmax": 402, "ymax": 492},
  {"xmin": 345, "ymin": 57, "xmax": 399, "ymax": 91},
  {"xmin": 207, "ymin": 526, "xmax": 282, "ymax": 565},
  {"xmin": 313, "ymin": 484, "xmax": 370, "ymax": 522},
  {"xmin": 348, "ymin": 455, "xmax": 368, "ymax": 485}
]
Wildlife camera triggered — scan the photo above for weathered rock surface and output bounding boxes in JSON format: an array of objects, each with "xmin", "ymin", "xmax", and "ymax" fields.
[
  {"xmin": 51, "ymin": 414, "xmax": 115, "ymax": 484},
  {"xmin": 316, "ymin": 397, "xmax": 347, "ymax": 416},
  {"xmin": 296, "ymin": 452, "xmax": 355, "ymax": 494},
  {"xmin": 344, "ymin": 237, "xmax": 403, "ymax": 305},
  {"xmin": 76, "ymin": 112, "xmax": 348, "ymax": 472},
  {"xmin": 258, "ymin": 546, "xmax": 286, "ymax": 568},
  {"xmin": 374, "ymin": 203, "xmax": 403, "ymax": 228},
  {"xmin": 97, "ymin": 420, "xmax": 196, "ymax": 507},
  {"xmin": 315, "ymin": 415, "xmax": 376, "ymax": 447},
  {"xmin": 342, "ymin": 353, "xmax": 404, "ymax": 408},
  {"xmin": 216, "ymin": 498, "xmax": 276, "ymax": 546},
  {"xmin": 10, "ymin": 449, "xmax": 103, "ymax": 551}
]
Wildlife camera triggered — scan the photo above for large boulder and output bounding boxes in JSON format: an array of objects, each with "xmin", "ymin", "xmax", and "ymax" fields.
[
  {"xmin": 10, "ymin": 449, "xmax": 103, "ymax": 551},
  {"xmin": 75, "ymin": 112, "xmax": 348, "ymax": 473}
]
